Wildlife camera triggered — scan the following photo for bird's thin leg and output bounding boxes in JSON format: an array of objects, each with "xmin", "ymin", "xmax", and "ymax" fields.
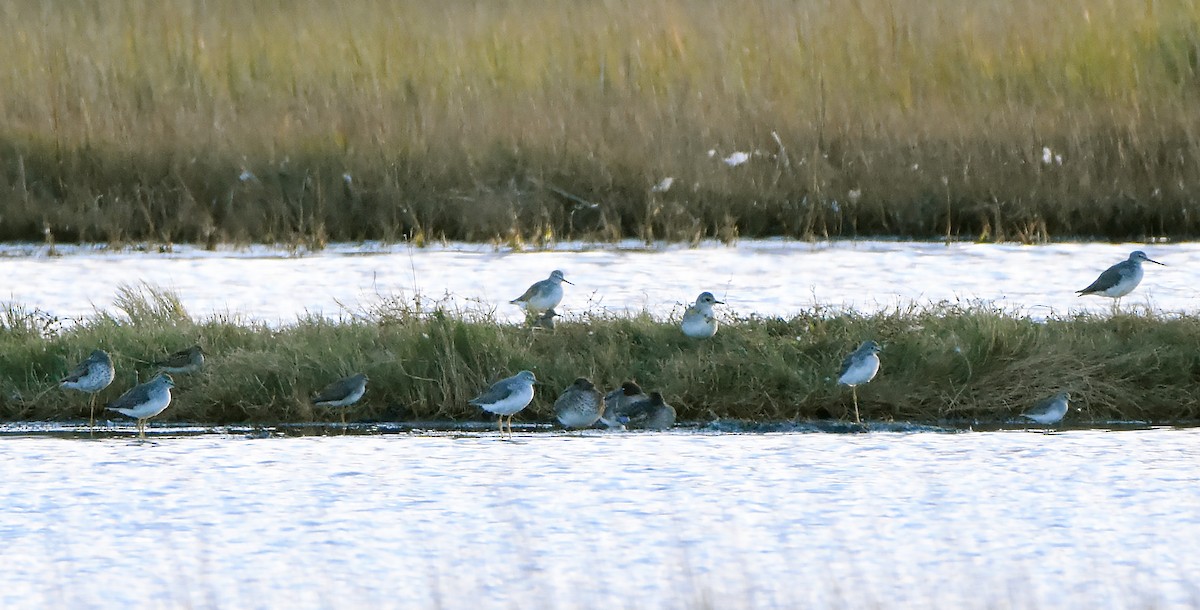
[
  {"xmin": 852, "ymin": 387, "xmax": 861, "ymax": 423},
  {"xmin": 138, "ymin": 419, "xmax": 145, "ymax": 439},
  {"xmin": 497, "ymin": 416, "xmax": 504, "ymax": 436},
  {"xmin": 88, "ymin": 394, "xmax": 96, "ymax": 433}
]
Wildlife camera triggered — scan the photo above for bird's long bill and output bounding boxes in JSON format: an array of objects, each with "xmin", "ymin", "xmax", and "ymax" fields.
[
  {"xmin": 1147, "ymin": 258, "xmax": 1166, "ymax": 265},
  {"xmin": 561, "ymin": 278, "xmax": 575, "ymax": 285}
]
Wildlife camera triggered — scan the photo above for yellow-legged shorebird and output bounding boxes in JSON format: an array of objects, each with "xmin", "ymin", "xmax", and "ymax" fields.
[
  {"xmin": 106, "ymin": 374, "xmax": 175, "ymax": 439},
  {"xmin": 469, "ymin": 370, "xmax": 536, "ymax": 437},
  {"xmin": 511, "ymin": 270, "xmax": 572, "ymax": 316},
  {"xmin": 311, "ymin": 373, "xmax": 369, "ymax": 425},
  {"xmin": 1076, "ymin": 251, "xmax": 1164, "ymax": 313},
  {"xmin": 837, "ymin": 340, "xmax": 881, "ymax": 424},
  {"xmin": 60, "ymin": 349, "xmax": 116, "ymax": 429}
]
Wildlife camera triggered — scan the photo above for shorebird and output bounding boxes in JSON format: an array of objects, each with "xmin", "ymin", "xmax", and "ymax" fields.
[
  {"xmin": 312, "ymin": 373, "xmax": 369, "ymax": 425},
  {"xmin": 838, "ymin": 340, "xmax": 881, "ymax": 423},
  {"xmin": 532, "ymin": 308, "xmax": 560, "ymax": 331},
  {"xmin": 1021, "ymin": 391, "xmax": 1071, "ymax": 426},
  {"xmin": 106, "ymin": 373, "xmax": 175, "ymax": 439},
  {"xmin": 60, "ymin": 349, "xmax": 116, "ymax": 429},
  {"xmin": 601, "ymin": 380, "xmax": 647, "ymax": 429},
  {"xmin": 554, "ymin": 378, "xmax": 605, "ymax": 430},
  {"xmin": 681, "ymin": 292, "xmax": 724, "ymax": 339},
  {"xmin": 469, "ymin": 370, "xmax": 537, "ymax": 437},
  {"xmin": 622, "ymin": 392, "xmax": 676, "ymax": 430},
  {"xmin": 1076, "ymin": 251, "xmax": 1164, "ymax": 312},
  {"xmin": 154, "ymin": 345, "xmax": 205, "ymax": 374},
  {"xmin": 511, "ymin": 270, "xmax": 572, "ymax": 315}
]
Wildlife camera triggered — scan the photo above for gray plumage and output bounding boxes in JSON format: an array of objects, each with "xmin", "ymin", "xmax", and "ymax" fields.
[
  {"xmin": 622, "ymin": 392, "xmax": 676, "ymax": 430},
  {"xmin": 60, "ymin": 349, "xmax": 115, "ymax": 394},
  {"xmin": 681, "ymin": 292, "xmax": 724, "ymax": 339},
  {"xmin": 1022, "ymin": 391, "xmax": 1071, "ymax": 425},
  {"xmin": 838, "ymin": 340, "xmax": 882, "ymax": 386},
  {"xmin": 470, "ymin": 370, "xmax": 537, "ymax": 436},
  {"xmin": 106, "ymin": 374, "xmax": 175, "ymax": 438},
  {"xmin": 312, "ymin": 373, "xmax": 369, "ymax": 408},
  {"xmin": 510, "ymin": 270, "xmax": 572, "ymax": 314},
  {"xmin": 554, "ymin": 378, "xmax": 604, "ymax": 429},
  {"xmin": 1077, "ymin": 251, "xmax": 1163, "ymax": 299},
  {"xmin": 154, "ymin": 345, "xmax": 205, "ymax": 374}
]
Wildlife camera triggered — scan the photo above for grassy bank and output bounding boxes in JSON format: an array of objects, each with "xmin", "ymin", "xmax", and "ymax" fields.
[
  {"xmin": 3, "ymin": 0, "xmax": 1200, "ymax": 245},
  {"xmin": 1, "ymin": 287, "xmax": 1198, "ymax": 425}
]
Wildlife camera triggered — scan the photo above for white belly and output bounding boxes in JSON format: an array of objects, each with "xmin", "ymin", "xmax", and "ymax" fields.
[
  {"xmin": 681, "ymin": 313, "xmax": 718, "ymax": 338},
  {"xmin": 838, "ymin": 355, "xmax": 880, "ymax": 387},
  {"xmin": 115, "ymin": 389, "xmax": 173, "ymax": 420},
  {"xmin": 524, "ymin": 285, "xmax": 563, "ymax": 312},
  {"xmin": 1098, "ymin": 267, "xmax": 1143, "ymax": 298},
  {"xmin": 480, "ymin": 385, "xmax": 534, "ymax": 416}
]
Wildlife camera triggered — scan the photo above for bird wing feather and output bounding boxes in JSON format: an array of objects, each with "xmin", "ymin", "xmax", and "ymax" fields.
[
  {"xmin": 1077, "ymin": 263, "xmax": 1127, "ymax": 294},
  {"xmin": 510, "ymin": 281, "xmax": 544, "ymax": 303},
  {"xmin": 470, "ymin": 379, "xmax": 514, "ymax": 405},
  {"xmin": 313, "ymin": 377, "xmax": 357, "ymax": 402},
  {"xmin": 108, "ymin": 382, "xmax": 153, "ymax": 410}
]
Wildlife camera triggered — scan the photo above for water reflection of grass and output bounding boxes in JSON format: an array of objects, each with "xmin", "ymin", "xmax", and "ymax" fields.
[
  {"xmin": 1, "ymin": 286, "xmax": 1198, "ymax": 425},
  {"xmin": 3, "ymin": 1, "xmax": 1200, "ymax": 245}
]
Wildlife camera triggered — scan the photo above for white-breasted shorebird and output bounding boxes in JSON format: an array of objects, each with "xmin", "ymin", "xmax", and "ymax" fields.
[
  {"xmin": 1021, "ymin": 391, "xmax": 1071, "ymax": 426},
  {"xmin": 470, "ymin": 370, "xmax": 537, "ymax": 437},
  {"xmin": 681, "ymin": 292, "xmax": 724, "ymax": 339},
  {"xmin": 1076, "ymin": 251, "xmax": 1164, "ymax": 312},
  {"xmin": 838, "ymin": 340, "xmax": 881, "ymax": 423},
  {"xmin": 312, "ymin": 373, "xmax": 369, "ymax": 425},
  {"xmin": 61, "ymin": 349, "xmax": 116, "ymax": 429},
  {"xmin": 511, "ymin": 270, "xmax": 572, "ymax": 315},
  {"xmin": 106, "ymin": 374, "xmax": 175, "ymax": 439}
]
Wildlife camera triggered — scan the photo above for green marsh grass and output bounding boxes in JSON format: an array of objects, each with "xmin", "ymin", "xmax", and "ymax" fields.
[
  {"xmin": 3, "ymin": 0, "xmax": 1200, "ymax": 245},
  {"xmin": 2, "ymin": 286, "xmax": 1199, "ymax": 425}
]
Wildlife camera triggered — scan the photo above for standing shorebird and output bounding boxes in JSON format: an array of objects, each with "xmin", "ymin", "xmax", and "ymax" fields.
[
  {"xmin": 470, "ymin": 370, "xmax": 537, "ymax": 437},
  {"xmin": 511, "ymin": 270, "xmax": 572, "ymax": 316},
  {"xmin": 622, "ymin": 392, "xmax": 676, "ymax": 430},
  {"xmin": 60, "ymin": 349, "xmax": 116, "ymax": 429},
  {"xmin": 105, "ymin": 374, "xmax": 176, "ymax": 439},
  {"xmin": 681, "ymin": 292, "xmax": 724, "ymax": 339},
  {"xmin": 312, "ymin": 373, "xmax": 369, "ymax": 425},
  {"xmin": 601, "ymin": 381, "xmax": 647, "ymax": 429},
  {"xmin": 554, "ymin": 378, "xmax": 605, "ymax": 430},
  {"xmin": 1021, "ymin": 391, "xmax": 1071, "ymax": 426},
  {"xmin": 838, "ymin": 340, "xmax": 881, "ymax": 423},
  {"xmin": 1076, "ymin": 251, "xmax": 1164, "ymax": 312},
  {"xmin": 154, "ymin": 345, "xmax": 205, "ymax": 375}
]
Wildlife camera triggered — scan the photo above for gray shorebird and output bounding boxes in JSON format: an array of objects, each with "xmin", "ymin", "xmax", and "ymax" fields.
[
  {"xmin": 106, "ymin": 373, "xmax": 175, "ymax": 439},
  {"xmin": 681, "ymin": 292, "xmax": 724, "ymax": 339},
  {"xmin": 601, "ymin": 381, "xmax": 647, "ymax": 429},
  {"xmin": 469, "ymin": 370, "xmax": 537, "ymax": 437},
  {"xmin": 532, "ymin": 308, "xmax": 560, "ymax": 331},
  {"xmin": 60, "ymin": 349, "xmax": 116, "ymax": 429},
  {"xmin": 154, "ymin": 345, "xmax": 205, "ymax": 374},
  {"xmin": 1021, "ymin": 391, "xmax": 1071, "ymax": 426},
  {"xmin": 622, "ymin": 392, "xmax": 676, "ymax": 430},
  {"xmin": 838, "ymin": 340, "xmax": 881, "ymax": 423},
  {"xmin": 312, "ymin": 373, "xmax": 368, "ymax": 425},
  {"xmin": 1076, "ymin": 251, "xmax": 1164, "ymax": 312},
  {"xmin": 554, "ymin": 378, "xmax": 605, "ymax": 430},
  {"xmin": 511, "ymin": 270, "xmax": 572, "ymax": 315}
]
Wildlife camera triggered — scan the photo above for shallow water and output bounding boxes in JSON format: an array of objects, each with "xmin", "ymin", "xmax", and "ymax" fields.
[
  {"xmin": 1, "ymin": 240, "xmax": 1196, "ymax": 323},
  {"xmin": 1, "ymin": 429, "xmax": 1197, "ymax": 609}
]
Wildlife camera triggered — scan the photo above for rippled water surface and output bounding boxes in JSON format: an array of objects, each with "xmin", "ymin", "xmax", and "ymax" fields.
[
  {"xmin": 1, "ymin": 429, "xmax": 1197, "ymax": 609},
  {"xmin": 3, "ymin": 240, "xmax": 1199, "ymax": 323}
]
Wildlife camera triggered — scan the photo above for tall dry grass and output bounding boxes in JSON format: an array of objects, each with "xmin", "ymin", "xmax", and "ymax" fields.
[{"xmin": 2, "ymin": 0, "xmax": 1200, "ymax": 244}]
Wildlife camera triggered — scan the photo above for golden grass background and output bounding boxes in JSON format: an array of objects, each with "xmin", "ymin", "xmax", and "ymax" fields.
[{"xmin": 2, "ymin": 0, "xmax": 1200, "ymax": 244}]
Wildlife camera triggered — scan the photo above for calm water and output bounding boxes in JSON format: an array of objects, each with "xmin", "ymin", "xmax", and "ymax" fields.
[
  {"xmin": 2, "ymin": 240, "xmax": 1199, "ymax": 323},
  {"xmin": 1, "ymin": 429, "xmax": 1197, "ymax": 609}
]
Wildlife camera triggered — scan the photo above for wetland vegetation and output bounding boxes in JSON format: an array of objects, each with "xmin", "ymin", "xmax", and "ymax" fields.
[
  {"xmin": 2, "ymin": 286, "xmax": 1198, "ymax": 425},
  {"xmin": 3, "ymin": 0, "xmax": 1200, "ymax": 246}
]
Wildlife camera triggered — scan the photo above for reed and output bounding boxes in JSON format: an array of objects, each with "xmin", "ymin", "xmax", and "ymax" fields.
[
  {"xmin": 1, "ymin": 286, "xmax": 1197, "ymax": 425},
  {"xmin": 2, "ymin": 0, "xmax": 1200, "ymax": 245}
]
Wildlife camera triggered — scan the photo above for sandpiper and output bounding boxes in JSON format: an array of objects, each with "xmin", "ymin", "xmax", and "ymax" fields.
[
  {"xmin": 469, "ymin": 370, "xmax": 537, "ymax": 437},
  {"xmin": 601, "ymin": 380, "xmax": 647, "ymax": 429},
  {"xmin": 106, "ymin": 373, "xmax": 175, "ymax": 439},
  {"xmin": 1076, "ymin": 251, "xmax": 1164, "ymax": 312},
  {"xmin": 312, "ymin": 373, "xmax": 369, "ymax": 425},
  {"xmin": 622, "ymin": 392, "xmax": 676, "ymax": 430},
  {"xmin": 60, "ymin": 349, "xmax": 116, "ymax": 428},
  {"xmin": 154, "ymin": 345, "xmax": 205, "ymax": 374},
  {"xmin": 1021, "ymin": 391, "xmax": 1071, "ymax": 426},
  {"xmin": 681, "ymin": 292, "xmax": 724, "ymax": 339},
  {"xmin": 554, "ymin": 378, "xmax": 605, "ymax": 430},
  {"xmin": 511, "ymin": 270, "xmax": 572, "ymax": 315},
  {"xmin": 838, "ymin": 340, "xmax": 881, "ymax": 423}
]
